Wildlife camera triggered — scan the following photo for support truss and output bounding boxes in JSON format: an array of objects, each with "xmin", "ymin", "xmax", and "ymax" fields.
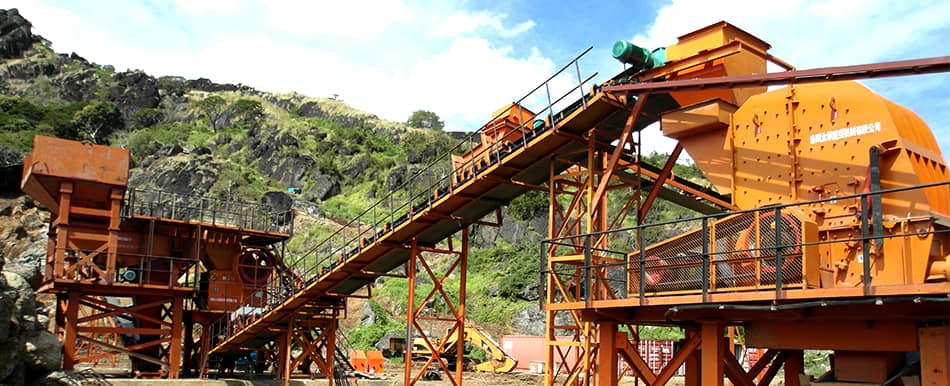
[
  {"xmin": 544, "ymin": 96, "xmax": 649, "ymax": 386},
  {"xmin": 58, "ymin": 292, "xmax": 184, "ymax": 377},
  {"xmin": 405, "ymin": 228, "xmax": 469, "ymax": 386}
]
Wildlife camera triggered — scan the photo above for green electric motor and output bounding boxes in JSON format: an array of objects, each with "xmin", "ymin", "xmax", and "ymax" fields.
[{"xmin": 612, "ymin": 40, "xmax": 665, "ymax": 71}]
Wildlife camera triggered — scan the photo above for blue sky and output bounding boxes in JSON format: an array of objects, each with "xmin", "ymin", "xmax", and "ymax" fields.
[{"xmin": 9, "ymin": 0, "xmax": 950, "ymax": 155}]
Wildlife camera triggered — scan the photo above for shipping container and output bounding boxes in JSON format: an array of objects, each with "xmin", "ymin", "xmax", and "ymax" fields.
[{"xmin": 501, "ymin": 335, "xmax": 679, "ymax": 374}]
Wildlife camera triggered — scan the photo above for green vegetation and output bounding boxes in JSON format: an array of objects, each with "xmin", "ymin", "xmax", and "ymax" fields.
[
  {"xmin": 347, "ymin": 300, "xmax": 405, "ymax": 350},
  {"xmin": 230, "ymin": 98, "xmax": 264, "ymax": 128},
  {"xmin": 406, "ymin": 109, "xmax": 444, "ymax": 131},
  {"xmin": 193, "ymin": 95, "xmax": 228, "ymax": 132},
  {"xmin": 508, "ymin": 190, "xmax": 547, "ymax": 222},
  {"xmin": 637, "ymin": 326, "xmax": 685, "ymax": 340},
  {"xmin": 0, "ymin": 96, "xmax": 85, "ymax": 150},
  {"xmin": 130, "ymin": 107, "xmax": 165, "ymax": 129},
  {"xmin": 68, "ymin": 101, "xmax": 124, "ymax": 143}
]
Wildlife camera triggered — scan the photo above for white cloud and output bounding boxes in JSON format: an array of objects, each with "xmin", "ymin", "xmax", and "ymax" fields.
[
  {"xmin": 265, "ymin": 0, "xmax": 414, "ymax": 40},
  {"xmin": 430, "ymin": 10, "xmax": 535, "ymax": 39},
  {"xmin": 171, "ymin": 0, "xmax": 242, "ymax": 16},
  {"xmin": 388, "ymin": 37, "xmax": 554, "ymax": 129}
]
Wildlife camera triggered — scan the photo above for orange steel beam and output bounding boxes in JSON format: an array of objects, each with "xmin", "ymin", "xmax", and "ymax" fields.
[
  {"xmin": 75, "ymin": 336, "xmax": 168, "ymax": 367},
  {"xmin": 638, "ymin": 143, "xmax": 684, "ymax": 222},
  {"xmin": 604, "ymin": 55, "xmax": 950, "ymax": 94},
  {"xmin": 625, "ymin": 40, "xmax": 795, "ymax": 83},
  {"xmin": 618, "ymin": 158, "xmax": 736, "ymax": 211},
  {"xmin": 589, "ymin": 93, "xmax": 648, "ymax": 218},
  {"xmin": 757, "ymin": 350, "xmax": 788, "ymax": 386},
  {"xmin": 723, "ymin": 339, "xmax": 756, "ymax": 386},
  {"xmin": 701, "ymin": 322, "xmax": 724, "ymax": 386},
  {"xmin": 405, "ymin": 229, "xmax": 469, "ymax": 386},
  {"xmin": 616, "ymin": 333, "xmax": 657, "ymax": 384},
  {"xmin": 783, "ymin": 350, "xmax": 804, "ymax": 386},
  {"xmin": 597, "ymin": 321, "xmax": 619, "ymax": 385},
  {"xmin": 745, "ymin": 320, "xmax": 918, "ymax": 352},
  {"xmin": 62, "ymin": 291, "xmax": 79, "ymax": 370},
  {"xmin": 746, "ymin": 349, "xmax": 778, "ymax": 382},
  {"xmin": 654, "ymin": 331, "xmax": 701, "ymax": 385},
  {"xmin": 920, "ymin": 326, "xmax": 950, "ymax": 386}
]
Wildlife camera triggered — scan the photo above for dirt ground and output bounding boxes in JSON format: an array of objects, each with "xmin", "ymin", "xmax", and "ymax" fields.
[{"xmin": 372, "ymin": 370, "xmax": 689, "ymax": 386}]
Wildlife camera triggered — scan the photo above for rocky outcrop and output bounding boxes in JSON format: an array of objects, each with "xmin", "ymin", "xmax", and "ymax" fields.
[
  {"xmin": 0, "ymin": 266, "xmax": 61, "ymax": 385},
  {"xmin": 0, "ymin": 58, "xmax": 59, "ymax": 80},
  {"xmin": 296, "ymin": 101, "xmax": 326, "ymax": 118},
  {"xmin": 185, "ymin": 77, "xmax": 252, "ymax": 93},
  {"xmin": 0, "ymin": 196, "xmax": 48, "ymax": 267},
  {"xmin": 261, "ymin": 191, "xmax": 294, "ymax": 225},
  {"xmin": 359, "ymin": 301, "xmax": 376, "ymax": 326},
  {"xmin": 108, "ymin": 70, "xmax": 160, "ymax": 118},
  {"xmin": 0, "ymin": 197, "xmax": 60, "ymax": 385},
  {"xmin": 305, "ymin": 173, "xmax": 341, "ymax": 202},
  {"xmin": 0, "ymin": 145, "xmax": 22, "ymax": 194},
  {"xmin": 53, "ymin": 68, "xmax": 100, "ymax": 102},
  {"xmin": 129, "ymin": 154, "xmax": 221, "ymax": 196},
  {"xmin": 247, "ymin": 125, "xmax": 341, "ymax": 201},
  {"xmin": 342, "ymin": 154, "xmax": 369, "ymax": 180},
  {"xmin": 511, "ymin": 305, "xmax": 544, "ymax": 336},
  {"xmin": 471, "ymin": 207, "xmax": 546, "ymax": 249},
  {"xmin": 0, "ymin": 9, "xmax": 40, "ymax": 59},
  {"xmin": 511, "ymin": 304, "xmax": 578, "ymax": 337}
]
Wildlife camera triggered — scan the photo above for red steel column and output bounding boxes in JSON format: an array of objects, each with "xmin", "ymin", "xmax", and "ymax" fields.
[
  {"xmin": 168, "ymin": 296, "xmax": 183, "ymax": 378},
  {"xmin": 62, "ymin": 291, "xmax": 79, "ymax": 370},
  {"xmin": 597, "ymin": 320, "xmax": 619, "ymax": 386},
  {"xmin": 701, "ymin": 321, "xmax": 724, "ymax": 386},
  {"xmin": 920, "ymin": 325, "xmax": 950, "ymax": 386},
  {"xmin": 784, "ymin": 350, "xmax": 804, "ymax": 386}
]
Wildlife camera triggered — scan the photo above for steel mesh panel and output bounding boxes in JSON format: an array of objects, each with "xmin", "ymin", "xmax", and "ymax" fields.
[
  {"xmin": 709, "ymin": 213, "xmax": 756, "ymax": 291},
  {"xmin": 755, "ymin": 211, "xmax": 804, "ymax": 285},
  {"xmin": 629, "ymin": 210, "xmax": 805, "ymax": 295}
]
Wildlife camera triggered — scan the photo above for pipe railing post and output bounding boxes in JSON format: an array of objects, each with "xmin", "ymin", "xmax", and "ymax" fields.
[
  {"xmin": 584, "ymin": 235, "xmax": 592, "ymax": 307},
  {"xmin": 638, "ymin": 225, "xmax": 646, "ymax": 302},
  {"xmin": 868, "ymin": 146, "xmax": 882, "ymax": 295},
  {"xmin": 701, "ymin": 217, "xmax": 710, "ymax": 302},
  {"xmin": 539, "ymin": 241, "xmax": 547, "ymax": 311},
  {"xmin": 574, "ymin": 60, "xmax": 587, "ymax": 109},
  {"xmin": 774, "ymin": 206, "xmax": 784, "ymax": 299}
]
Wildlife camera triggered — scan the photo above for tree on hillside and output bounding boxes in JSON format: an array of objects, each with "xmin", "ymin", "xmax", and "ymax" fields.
[
  {"xmin": 131, "ymin": 108, "xmax": 166, "ymax": 129},
  {"xmin": 231, "ymin": 98, "xmax": 264, "ymax": 127},
  {"xmin": 194, "ymin": 95, "xmax": 228, "ymax": 132},
  {"xmin": 70, "ymin": 101, "xmax": 124, "ymax": 144},
  {"xmin": 407, "ymin": 110, "xmax": 444, "ymax": 131}
]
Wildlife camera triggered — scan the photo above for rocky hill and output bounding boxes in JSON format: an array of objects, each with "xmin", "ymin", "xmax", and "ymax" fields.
[
  {"xmin": 0, "ymin": 7, "xmax": 561, "ymax": 375},
  {"xmin": 0, "ymin": 8, "xmax": 705, "ymax": 382}
]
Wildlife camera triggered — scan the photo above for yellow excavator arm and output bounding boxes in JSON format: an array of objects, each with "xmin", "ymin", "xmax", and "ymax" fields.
[
  {"xmin": 411, "ymin": 326, "xmax": 518, "ymax": 373},
  {"xmin": 463, "ymin": 327, "xmax": 518, "ymax": 372}
]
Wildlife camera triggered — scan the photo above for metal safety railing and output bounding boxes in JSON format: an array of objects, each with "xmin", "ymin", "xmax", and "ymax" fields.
[
  {"xmin": 542, "ymin": 180, "xmax": 950, "ymax": 306},
  {"xmin": 123, "ymin": 188, "xmax": 294, "ymax": 235},
  {"xmin": 45, "ymin": 246, "xmax": 200, "ymax": 290},
  {"xmin": 203, "ymin": 279, "xmax": 345, "ymax": 347},
  {"xmin": 209, "ymin": 47, "xmax": 601, "ymax": 348}
]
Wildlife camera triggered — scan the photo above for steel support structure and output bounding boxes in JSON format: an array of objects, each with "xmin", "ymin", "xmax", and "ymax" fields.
[
  {"xmin": 404, "ymin": 228, "xmax": 469, "ymax": 386},
  {"xmin": 275, "ymin": 310, "xmax": 341, "ymax": 385},
  {"xmin": 57, "ymin": 292, "xmax": 187, "ymax": 377},
  {"xmin": 42, "ymin": 179, "xmax": 192, "ymax": 377},
  {"xmin": 545, "ymin": 95, "xmax": 652, "ymax": 385},
  {"xmin": 540, "ymin": 53, "xmax": 950, "ymax": 386}
]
